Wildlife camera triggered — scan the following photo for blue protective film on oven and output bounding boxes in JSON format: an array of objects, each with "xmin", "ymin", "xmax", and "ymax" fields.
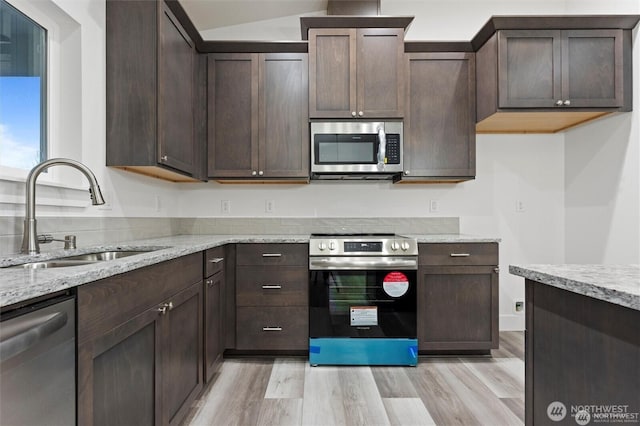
[{"xmin": 309, "ymin": 338, "xmax": 418, "ymax": 366}]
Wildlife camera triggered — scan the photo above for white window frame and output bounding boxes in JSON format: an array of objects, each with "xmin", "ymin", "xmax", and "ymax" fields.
[{"xmin": 0, "ymin": 0, "xmax": 84, "ymax": 190}]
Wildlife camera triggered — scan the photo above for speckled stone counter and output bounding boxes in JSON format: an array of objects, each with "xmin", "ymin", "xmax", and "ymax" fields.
[
  {"xmin": 509, "ymin": 264, "xmax": 640, "ymax": 311},
  {"xmin": 1, "ymin": 233, "xmax": 497, "ymax": 308},
  {"xmin": 0, "ymin": 235, "xmax": 308, "ymax": 308}
]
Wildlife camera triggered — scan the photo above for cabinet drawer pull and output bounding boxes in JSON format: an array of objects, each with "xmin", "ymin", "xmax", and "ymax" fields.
[
  {"xmin": 262, "ymin": 327, "xmax": 282, "ymax": 331},
  {"xmin": 208, "ymin": 257, "xmax": 224, "ymax": 263},
  {"xmin": 262, "ymin": 285, "xmax": 282, "ymax": 289},
  {"xmin": 157, "ymin": 302, "xmax": 173, "ymax": 315},
  {"xmin": 450, "ymin": 253, "xmax": 470, "ymax": 257},
  {"xmin": 206, "ymin": 279, "xmax": 214, "ymax": 286},
  {"xmin": 262, "ymin": 253, "xmax": 282, "ymax": 258}
]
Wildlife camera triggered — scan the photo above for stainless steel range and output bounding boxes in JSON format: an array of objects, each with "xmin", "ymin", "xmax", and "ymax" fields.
[{"xmin": 308, "ymin": 233, "xmax": 419, "ymax": 366}]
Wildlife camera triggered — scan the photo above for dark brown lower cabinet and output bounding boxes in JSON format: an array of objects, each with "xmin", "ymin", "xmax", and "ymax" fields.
[
  {"xmin": 78, "ymin": 254, "xmax": 203, "ymax": 426},
  {"xmin": 204, "ymin": 269, "xmax": 224, "ymax": 381},
  {"xmin": 418, "ymin": 266, "xmax": 499, "ymax": 352},
  {"xmin": 525, "ymin": 280, "xmax": 640, "ymax": 426}
]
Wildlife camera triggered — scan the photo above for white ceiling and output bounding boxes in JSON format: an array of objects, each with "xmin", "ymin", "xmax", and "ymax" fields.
[{"xmin": 179, "ymin": 0, "xmax": 328, "ymax": 32}]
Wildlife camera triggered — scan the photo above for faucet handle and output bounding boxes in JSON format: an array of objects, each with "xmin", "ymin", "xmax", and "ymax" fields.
[{"xmin": 37, "ymin": 234, "xmax": 54, "ymax": 244}]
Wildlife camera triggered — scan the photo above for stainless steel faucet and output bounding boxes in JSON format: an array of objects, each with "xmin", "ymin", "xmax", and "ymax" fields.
[{"xmin": 22, "ymin": 158, "xmax": 106, "ymax": 254}]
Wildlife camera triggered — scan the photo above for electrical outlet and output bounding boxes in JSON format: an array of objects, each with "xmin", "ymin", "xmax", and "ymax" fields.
[
  {"xmin": 515, "ymin": 301, "xmax": 524, "ymax": 312},
  {"xmin": 516, "ymin": 200, "xmax": 526, "ymax": 212},
  {"xmin": 221, "ymin": 200, "xmax": 231, "ymax": 214},
  {"xmin": 265, "ymin": 199, "xmax": 275, "ymax": 214},
  {"xmin": 429, "ymin": 199, "xmax": 439, "ymax": 213}
]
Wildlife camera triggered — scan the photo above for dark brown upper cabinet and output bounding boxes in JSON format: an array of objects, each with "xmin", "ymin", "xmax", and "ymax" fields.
[
  {"xmin": 474, "ymin": 16, "xmax": 639, "ymax": 133},
  {"xmin": 106, "ymin": 0, "xmax": 204, "ymax": 182},
  {"xmin": 208, "ymin": 53, "xmax": 309, "ymax": 182},
  {"xmin": 308, "ymin": 28, "xmax": 405, "ymax": 119},
  {"xmin": 397, "ymin": 52, "xmax": 476, "ymax": 183}
]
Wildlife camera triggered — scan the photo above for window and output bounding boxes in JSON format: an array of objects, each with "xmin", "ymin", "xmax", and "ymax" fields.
[{"xmin": 0, "ymin": 0, "xmax": 47, "ymax": 171}]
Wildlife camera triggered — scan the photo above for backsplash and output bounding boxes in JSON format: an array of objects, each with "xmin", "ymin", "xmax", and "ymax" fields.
[{"xmin": 0, "ymin": 216, "xmax": 459, "ymax": 256}]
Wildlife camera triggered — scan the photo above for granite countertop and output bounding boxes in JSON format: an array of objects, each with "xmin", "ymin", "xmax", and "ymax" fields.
[
  {"xmin": 509, "ymin": 264, "xmax": 640, "ymax": 311},
  {"xmin": 1, "ymin": 233, "xmax": 497, "ymax": 309}
]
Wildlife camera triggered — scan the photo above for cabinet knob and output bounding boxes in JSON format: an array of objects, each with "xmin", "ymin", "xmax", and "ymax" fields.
[
  {"xmin": 555, "ymin": 100, "xmax": 564, "ymax": 106},
  {"xmin": 494, "ymin": 267, "xmax": 500, "ymax": 273},
  {"xmin": 160, "ymin": 155, "xmax": 168, "ymax": 162},
  {"xmin": 351, "ymin": 111, "xmax": 357, "ymax": 117},
  {"xmin": 358, "ymin": 111, "xmax": 364, "ymax": 117},
  {"xmin": 404, "ymin": 170, "xmax": 410, "ymax": 175},
  {"xmin": 563, "ymin": 100, "xmax": 571, "ymax": 106},
  {"xmin": 251, "ymin": 171, "xmax": 257, "ymax": 176},
  {"xmin": 258, "ymin": 171, "xmax": 264, "ymax": 176},
  {"xmin": 157, "ymin": 302, "xmax": 173, "ymax": 315}
]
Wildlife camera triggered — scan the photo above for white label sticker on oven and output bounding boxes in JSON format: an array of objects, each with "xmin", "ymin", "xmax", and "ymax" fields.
[
  {"xmin": 383, "ymin": 272, "xmax": 409, "ymax": 297},
  {"xmin": 350, "ymin": 306, "xmax": 378, "ymax": 326}
]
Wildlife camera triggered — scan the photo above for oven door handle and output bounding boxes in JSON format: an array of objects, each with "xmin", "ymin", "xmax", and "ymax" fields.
[{"xmin": 309, "ymin": 256, "xmax": 418, "ymax": 270}]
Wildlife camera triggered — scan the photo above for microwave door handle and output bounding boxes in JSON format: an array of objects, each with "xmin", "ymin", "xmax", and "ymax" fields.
[{"xmin": 377, "ymin": 127, "xmax": 386, "ymax": 170}]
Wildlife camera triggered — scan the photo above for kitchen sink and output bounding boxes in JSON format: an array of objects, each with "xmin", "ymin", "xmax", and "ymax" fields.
[
  {"xmin": 7, "ymin": 249, "xmax": 160, "ymax": 269},
  {"xmin": 59, "ymin": 250, "xmax": 155, "ymax": 262}
]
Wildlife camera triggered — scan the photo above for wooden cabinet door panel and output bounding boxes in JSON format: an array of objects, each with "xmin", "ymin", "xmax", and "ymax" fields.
[
  {"xmin": 208, "ymin": 53, "xmax": 259, "ymax": 177},
  {"xmin": 158, "ymin": 4, "xmax": 194, "ymax": 174},
  {"xmin": 78, "ymin": 308, "xmax": 162, "ymax": 426},
  {"xmin": 162, "ymin": 282, "xmax": 203, "ymax": 426},
  {"xmin": 418, "ymin": 266, "xmax": 498, "ymax": 351},
  {"xmin": 498, "ymin": 30, "xmax": 562, "ymax": 108},
  {"xmin": 309, "ymin": 29, "xmax": 356, "ymax": 118},
  {"xmin": 562, "ymin": 29, "xmax": 624, "ymax": 107},
  {"xmin": 204, "ymin": 272, "xmax": 223, "ymax": 382},
  {"xmin": 405, "ymin": 52, "xmax": 475, "ymax": 177},
  {"xmin": 259, "ymin": 53, "xmax": 309, "ymax": 178},
  {"xmin": 357, "ymin": 28, "xmax": 405, "ymax": 118}
]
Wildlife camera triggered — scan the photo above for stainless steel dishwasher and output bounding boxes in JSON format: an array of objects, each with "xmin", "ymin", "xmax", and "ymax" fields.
[{"xmin": 1, "ymin": 293, "xmax": 75, "ymax": 426}]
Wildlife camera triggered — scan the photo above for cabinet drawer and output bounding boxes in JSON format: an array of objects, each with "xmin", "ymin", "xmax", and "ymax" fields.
[
  {"xmin": 236, "ymin": 307, "xmax": 308, "ymax": 350},
  {"xmin": 236, "ymin": 266, "xmax": 308, "ymax": 306},
  {"xmin": 78, "ymin": 253, "xmax": 202, "ymax": 344},
  {"xmin": 204, "ymin": 246, "xmax": 225, "ymax": 277},
  {"xmin": 419, "ymin": 243, "xmax": 498, "ymax": 266},
  {"xmin": 236, "ymin": 243, "xmax": 308, "ymax": 266}
]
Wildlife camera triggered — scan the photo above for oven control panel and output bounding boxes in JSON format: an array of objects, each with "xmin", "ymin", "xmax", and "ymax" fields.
[{"xmin": 310, "ymin": 235, "xmax": 418, "ymax": 256}]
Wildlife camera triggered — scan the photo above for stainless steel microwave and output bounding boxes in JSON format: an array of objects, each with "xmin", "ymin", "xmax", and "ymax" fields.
[{"xmin": 310, "ymin": 121, "xmax": 403, "ymax": 179}]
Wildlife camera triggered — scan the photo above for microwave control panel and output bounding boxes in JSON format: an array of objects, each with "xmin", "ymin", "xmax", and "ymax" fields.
[{"xmin": 385, "ymin": 134, "xmax": 401, "ymax": 164}]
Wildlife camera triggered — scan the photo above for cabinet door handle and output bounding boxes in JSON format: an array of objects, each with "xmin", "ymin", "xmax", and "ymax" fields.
[
  {"xmin": 262, "ymin": 253, "xmax": 282, "ymax": 258},
  {"xmin": 450, "ymin": 253, "xmax": 470, "ymax": 257},
  {"xmin": 206, "ymin": 279, "xmax": 214, "ymax": 286},
  {"xmin": 262, "ymin": 285, "xmax": 282, "ymax": 289},
  {"xmin": 494, "ymin": 267, "xmax": 500, "ymax": 273},
  {"xmin": 563, "ymin": 100, "xmax": 571, "ymax": 106},
  {"xmin": 157, "ymin": 302, "xmax": 173, "ymax": 315},
  {"xmin": 208, "ymin": 257, "xmax": 224, "ymax": 264},
  {"xmin": 555, "ymin": 100, "xmax": 564, "ymax": 106},
  {"xmin": 262, "ymin": 327, "xmax": 282, "ymax": 331},
  {"xmin": 160, "ymin": 155, "xmax": 168, "ymax": 161},
  {"xmin": 351, "ymin": 111, "xmax": 357, "ymax": 117}
]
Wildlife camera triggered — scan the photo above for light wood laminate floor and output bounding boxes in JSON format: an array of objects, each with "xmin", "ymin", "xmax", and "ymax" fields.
[{"xmin": 185, "ymin": 332, "xmax": 524, "ymax": 426}]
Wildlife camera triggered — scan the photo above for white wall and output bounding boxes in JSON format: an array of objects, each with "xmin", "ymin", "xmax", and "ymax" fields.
[{"xmin": 2, "ymin": 0, "xmax": 638, "ymax": 330}]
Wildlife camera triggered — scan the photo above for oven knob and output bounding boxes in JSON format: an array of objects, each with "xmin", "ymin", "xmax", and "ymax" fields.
[
  {"xmin": 401, "ymin": 242, "xmax": 410, "ymax": 251},
  {"xmin": 391, "ymin": 242, "xmax": 400, "ymax": 251},
  {"xmin": 318, "ymin": 242, "xmax": 327, "ymax": 251},
  {"xmin": 329, "ymin": 241, "xmax": 336, "ymax": 250}
]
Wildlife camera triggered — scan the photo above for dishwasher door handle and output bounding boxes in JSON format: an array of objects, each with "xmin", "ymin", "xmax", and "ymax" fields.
[{"xmin": 0, "ymin": 311, "xmax": 68, "ymax": 361}]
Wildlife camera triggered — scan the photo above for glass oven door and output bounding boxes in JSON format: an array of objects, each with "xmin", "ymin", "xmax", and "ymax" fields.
[{"xmin": 309, "ymin": 268, "xmax": 417, "ymax": 339}]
